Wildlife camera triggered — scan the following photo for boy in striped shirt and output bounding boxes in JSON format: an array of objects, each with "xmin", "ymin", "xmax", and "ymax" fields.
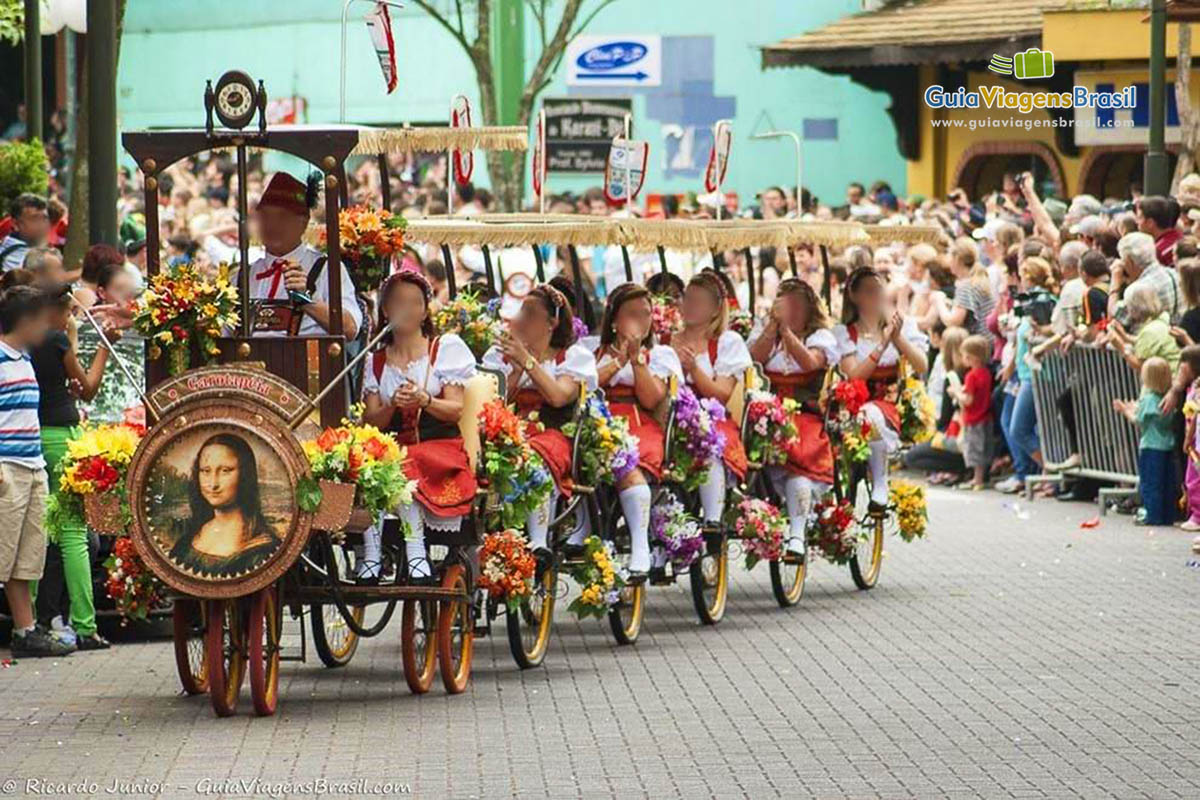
[{"xmin": 0, "ymin": 285, "xmax": 73, "ymax": 657}]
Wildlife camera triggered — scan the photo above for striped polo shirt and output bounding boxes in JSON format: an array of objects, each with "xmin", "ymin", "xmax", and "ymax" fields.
[{"xmin": 0, "ymin": 339, "xmax": 44, "ymax": 469}]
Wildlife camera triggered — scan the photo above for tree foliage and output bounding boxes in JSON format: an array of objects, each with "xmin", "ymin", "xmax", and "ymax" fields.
[
  {"xmin": 0, "ymin": 138, "xmax": 49, "ymax": 212},
  {"xmin": 0, "ymin": 0, "xmax": 23, "ymax": 47}
]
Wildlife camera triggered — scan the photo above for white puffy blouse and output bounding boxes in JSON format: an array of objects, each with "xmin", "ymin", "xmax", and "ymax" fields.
[
  {"xmin": 832, "ymin": 317, "xmax": 928, "ymax": 368},
  {"xmin": 362, "ymin": 333, "xmax": 476, "ymax": 401},
  {"xmin": 759, "ymin": 329, "xmax": 840, "ymax": 375},
  {"xmin": 596, "ymin": 343, "xmax": 683, "ymax": 387},
  {"xmin": 481, "ymin": 342, "xmax": 599, "ymax": 392},
  {"xmin": 689, "ymin": 330, "xmax": 753, "ymax": 380}
]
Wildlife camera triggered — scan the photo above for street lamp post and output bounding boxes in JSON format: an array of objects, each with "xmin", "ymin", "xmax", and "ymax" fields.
[
  {"xmin": 1146, "ymin": 0, "xmax": 1171, "ymax": 195},
  {"xmin": 23, "ymin": 0, "xmax": 42, "ymax": 142}
]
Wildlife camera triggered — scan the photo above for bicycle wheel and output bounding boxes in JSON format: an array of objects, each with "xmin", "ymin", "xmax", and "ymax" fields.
[
  {"xmin": 204, "ymin": 598, "xmax": 246, "ymax": 718},
  {"xmin": 436, "ymin": 564, "xmax": 474, "ymax": 694},
  {"xmin": 769, "ymin": 551, "xmax": 807, "ymax": 607},
  {"xmin": 310, "ymin": 543, "xmax": 363, "ymax": 667},
  {"xmin": 400, "ymin": 599, "xmax": 438, "ymax": 694},
  {"xmin": 172, "ymin": 598, "xmax": 208, "ymax": 695},
  {"xmin": 847, "ymin": 475, "xmax": 885, "ymax": 590},
  {"xmin": 248, "ymin": 586, "xmax": 282, "ymax": 717},
  {"xmin": 506, "ymin": 566, "xmax": 556, "ymax": 669},
  {"xmin": 689, "ymin": 536, "xmax": 728, "ymax": 625}
]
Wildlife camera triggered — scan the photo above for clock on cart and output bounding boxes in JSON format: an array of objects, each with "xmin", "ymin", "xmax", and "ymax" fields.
[{"xmin": 205, "ymin": 70, "xmax": 267, "ymax": 135}]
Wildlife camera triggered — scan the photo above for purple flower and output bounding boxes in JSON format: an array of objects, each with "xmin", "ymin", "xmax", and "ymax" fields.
[{"xmin": 571, "ymin": 316, "xmax": 590, "ymax": 342}]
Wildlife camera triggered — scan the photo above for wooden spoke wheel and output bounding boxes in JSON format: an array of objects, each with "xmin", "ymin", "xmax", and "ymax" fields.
[
  {"xmin": 401, "ymin": 599, "xmax": 439, "ymax": 694},
  {"xmin": 203, "ymin": 598, "xmax": 246, "ymax": 718},
  {"xmin": 436, "ymin": 564, "xmax": 474, "ymax": 694},
  {"xmin": 689, "ymin": 537, "xmax": 729, "ymax": 625},
  {"xmin": 248, "ymin": 586, "xmax": 282, "ymax": 717},
  {"xmin": 505, "ymin": 566, "xmax": 557, "ymax": 669},
  {"xmin": 769, "ymin": 551, "xmax": 807, "ymax": 608},
  {"xmin": 607, "ymin": 582, "xmax": 645, "ymax": 645},
  {"xmin": 310, "ymin": 544, "xmax": 363, "ymax": 667},
  {"xmin": 848, "ymin": 475, "xmax": 886, "ymax": 590},
  {"xmin": 172, "ymin": 598, "xmax": 209, "ymax": 695}
]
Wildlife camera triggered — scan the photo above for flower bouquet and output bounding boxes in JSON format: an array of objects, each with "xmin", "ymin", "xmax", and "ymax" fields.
[
  {"xmin": 103, "ymin": 537, "xmax": 167, "ymax": 622},
  {"xmin": 328, "ymin": 205, "xmax": 407, "ymax": 291},
  {"xmin": 48, "ymin": 422, "xmax": 144, "ymax": 535},
  {"xmin": 566, "ymin": 535, "xmax": 626, "ymax": 619},
  {"xmin": 827, "ymin": 379, "xmax": 875, "ymax": 467},
  {"xmin": 744, "ymin": 390, "xmax": 798, "ymax": 467},
  {"xmin": 735, "ymin": 497, "xmax": 787, "ymax": 570},
  {"xmin": 133, "ymin": 262, "xmax": 239, "ymax": 375},
  {"xmin": 299, "ymin": 423, "xmax": 415, "ymax": 528},
  {"xmin": 478, "ymin": 400, "xmax": 554, "ymax": 531},
  {"xmin": 728, "ymin": 307, "xmax": 754, "ymax": 341},
  {"xmin": 432, "ymin": 289, "xmax": 503, "ymax": 359},
  {"xmin": 650, "ymin": 496, "xmax": 704, "ymax": 570},
  {"xmin": 664, "ymin": 385, "xmax": 726, "ymax": 492},
  {"xmin": 478, "ymin": 529, "xmax": 537, "ymax": 612},
  {"xmin": 890, "ymin": 480, "xmax": 928, "ymax": 542},
  {"xmin": 897, "ymin": 376, "xmax": 937, "ymax": 445},
  {"xmin": 650, "ymin": 294, "xmax": 682, "ymax": 342},
  {"xmin": 561, "ymin": 394, "xmax": 639, "ymax": 486},
  {"xmin": 810, "ymin": 496, "xmax": 858, "ymax": 564}
]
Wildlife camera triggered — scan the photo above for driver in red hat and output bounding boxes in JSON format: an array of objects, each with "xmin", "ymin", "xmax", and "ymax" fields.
[{"xmin": 245, "ymin": 171, "xmax": 361, "ymax": 339}]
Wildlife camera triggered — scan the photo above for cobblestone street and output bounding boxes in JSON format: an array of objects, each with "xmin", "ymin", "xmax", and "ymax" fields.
[{"xmin": 3, "ymin": 486, "xmax": 1199, "ymax": 799}]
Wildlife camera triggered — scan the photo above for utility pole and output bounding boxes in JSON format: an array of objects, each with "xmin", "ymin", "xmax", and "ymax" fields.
[
  {"xmin": 1146, "ymin": 0, "xmax": 1171, "ymax": 196},
  {"xmin": 87, "ymin": 0, "xmax": 118, "ymax": 245},
  {"xmin": 23, "ymin": 0, "xmax": 42, "ymax": 142},
  {"xmin": 492, "ymin": 0, "xmax": 524, "ymax": 194}
]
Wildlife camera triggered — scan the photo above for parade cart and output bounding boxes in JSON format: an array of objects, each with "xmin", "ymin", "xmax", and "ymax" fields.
[{"xmin": 116, "ymin": 78, "xmax": 513, "ymax": 716}]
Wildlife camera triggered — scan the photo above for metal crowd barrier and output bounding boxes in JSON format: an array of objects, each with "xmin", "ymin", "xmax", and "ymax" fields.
[{"xmin": 1027, "ymin": 344, "xmax": 1142, "ymax": 511}]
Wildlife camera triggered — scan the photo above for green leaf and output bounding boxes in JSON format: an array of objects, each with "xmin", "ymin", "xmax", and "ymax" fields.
[{"xmin": 296, "ymin": 477, "xmax": 323, "ymax": 513}]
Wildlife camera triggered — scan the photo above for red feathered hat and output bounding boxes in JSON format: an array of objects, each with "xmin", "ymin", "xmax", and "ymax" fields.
[{"xmin": 257, "ymin": 172, "xmax": 312, "ymax": 217}]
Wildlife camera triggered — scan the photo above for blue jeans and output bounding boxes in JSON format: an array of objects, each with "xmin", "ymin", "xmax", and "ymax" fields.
[
  {"xmin": 1138, "ymin": 448, "xmax": 1177, "ymax": 525},
  {"xmin": 1004, "ymin": 380, "xmax": 1040, "ymax": 481}
]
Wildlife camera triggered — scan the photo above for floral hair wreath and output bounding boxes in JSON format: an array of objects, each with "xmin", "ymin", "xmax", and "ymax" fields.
[{"xmin": 382, "ymin": 267, "xmax": 434, "ymax": 304}]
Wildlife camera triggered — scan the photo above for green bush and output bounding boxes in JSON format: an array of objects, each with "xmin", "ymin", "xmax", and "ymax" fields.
[{"xmin": 0, "ymin": 138, "xmax": 48, "ymax": 216}]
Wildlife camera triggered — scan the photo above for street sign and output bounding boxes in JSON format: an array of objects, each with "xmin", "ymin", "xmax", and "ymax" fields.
[
  {"xmin": 566, "ymin": 35, "xmax": 662, "ymax": 87},
  {"xmin": 543, "ymin": 97, "xmax": 633, "ymax": 173}
]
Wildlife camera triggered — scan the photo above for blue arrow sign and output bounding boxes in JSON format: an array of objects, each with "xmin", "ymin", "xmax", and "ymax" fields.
[{"xmin": 576, "ymin": 71, "xmax": 650, "ymax": 81}]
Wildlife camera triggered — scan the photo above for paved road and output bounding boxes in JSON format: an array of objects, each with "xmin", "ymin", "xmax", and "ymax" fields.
[{"xmin": 3, "ymin": 486, "xmax": 1199, "ymax": 799}]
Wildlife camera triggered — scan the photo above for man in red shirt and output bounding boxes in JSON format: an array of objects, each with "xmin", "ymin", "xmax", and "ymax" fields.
[{"xmin": 1138, "ymin": 195, "xmax": 1183, "ymax": 266}]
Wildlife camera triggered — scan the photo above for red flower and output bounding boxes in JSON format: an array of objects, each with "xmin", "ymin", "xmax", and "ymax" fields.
[
  {"xmin": 362, "ymin": 436, "xmax": 389, "ymax": 461},
  {"xmin": 835, "ymin": 380, "xmax": 870, "ymax": 416}
]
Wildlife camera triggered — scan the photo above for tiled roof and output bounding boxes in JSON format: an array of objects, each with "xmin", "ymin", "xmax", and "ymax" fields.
[{"xmin": 763, "ymin": 0, "xmax": 1071, "ymax": 67}]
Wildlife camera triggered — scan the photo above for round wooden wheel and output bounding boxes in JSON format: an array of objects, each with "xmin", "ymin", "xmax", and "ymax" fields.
[
  {"xmin": 607, "ymin": 582, "xmax": 645, "ymax": 645},
  {"xmin": 401, "ymin": 599, "xmax": 438, "ymax": 694},
  {"xmin": 769, "ymin": 552, "xmax": 807, "ymax": 607},
  {"xmin": 436, "ymin": 564, "xmax": 474, "ymax": 694},
  {"xmin": 172, "ymin": 598, "xmax": 208, "ymax": 695},
  {"xmin": 848, "ymin": 475, "xmax": 885, "ymax": 590},
  {"xmin": 248, "ymin": 586, "xmax": 282, "ymax": 717},
  {"xmin": 689, "ymin": 537, "xmax": 728, "ymax": 625},
  {"xmin": 505, "ymin": 566, "xmax": 556, "ymax": 669},
  {"xmin": 203, "ymin": 598, "xmax": 246, "ymax": 718}
]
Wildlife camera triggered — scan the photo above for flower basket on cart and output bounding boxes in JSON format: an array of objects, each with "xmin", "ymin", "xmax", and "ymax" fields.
[
  {"xmin": 48, "ymin": 422, "xmax": 144, "ymax": 536},
  {"xmin": 321, "ymin": 205, "xmax": 408, "ymax": 290},
  {"xmin": 132, "ymin": 262, "xmax": 239, "ymax": 376},
  {"xmin": 299, "ymin": 424, "xmax": 415, "ymax": 529},
  {"xmin": 84, "ymin": 492, "xmax": 126, "ymax": 535},
  {"xmin": 310, "ymin": 480, "xmax": 357, "ymax": 531}
]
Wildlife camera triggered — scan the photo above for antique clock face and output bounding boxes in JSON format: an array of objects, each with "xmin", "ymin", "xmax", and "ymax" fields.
[{"xmin": 213, "ymin": 70, "xmax": 257, "ymax": 129}]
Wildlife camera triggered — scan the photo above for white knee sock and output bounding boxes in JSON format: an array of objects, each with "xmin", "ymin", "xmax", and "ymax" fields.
[
  {"xmin": 354, "ymin": 517, "xmax": 383, "ymax": 579},
  {"xmin": 698, "ymin": 461, "xmax": 726, "ymax": 524},
  {"xmin": 400, "ymin": 503, "xmax": 431, "ymax": 579},
  {"xmin": 567, "ymin": 503, "xmax": 590, "ymax": 546},
  {"xmin": 784, "ymin": 475, "xmax": 814, "ymax": 543},
  {"xmin": 526, "ymin": 486, "xmax": 558, "ymax": 551},
  {"xmin": 619, "ymin": 484, "xmax": 652, "ymax": 572},
  {"xmin": 868, "ymin": 440, "xmax": 889, "ymax": 505}
]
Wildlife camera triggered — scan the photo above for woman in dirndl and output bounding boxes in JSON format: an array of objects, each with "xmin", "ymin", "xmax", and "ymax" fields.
[
  {"xmin": 481, "ymin": 285, "xmax": 597, "ymax": 563},
  {"xmin": 833, "ymin": 266, "xmax": 929, "ymax": 510},
  {"xmin": 360, "ymin": 271, "xmax": 477, "ymax": 582},
  {"xmin": 749, "ymin": 278, "xmax": 841, "ymax": 557},
  {"xmin": 591, "ymin": 282, "xmax": 683, "ymax": 577},
  {"xmin": 670, "ymin": 271, "xmax": 750, "ymax": 526}
]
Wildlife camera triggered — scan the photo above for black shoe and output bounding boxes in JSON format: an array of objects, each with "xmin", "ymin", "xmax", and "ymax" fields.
[
  {"xmin": 532, "ymin": 547, "xmax": 555, "ymax": 579},
  {"xmin": 76, "ymin": 633, "xmax": 111, "ymax": 651},
  {"xmin": 355, "ymin": 573, "xmax": 381, "ymax": 586},
  {"xmin": 867, "ymin": 500, "xmax": 889, "ymax": 515},
  {"xmin": 626, "ymin": 570, "xmax": 648, "ymax": 585},
  {"xmin": 407, "ymin": 574, "xmax": 436, "ymax": 587},
  {"xmin": 10, "ymin": 625, "xmax": 75, "ymax": 658},
  {"xmin": 562, "ymin": 543, "xmax": 585, "ymax": 559},
  {"xmin": 648, "ymin": 566, "xmax": 671, "ymax": 585}
]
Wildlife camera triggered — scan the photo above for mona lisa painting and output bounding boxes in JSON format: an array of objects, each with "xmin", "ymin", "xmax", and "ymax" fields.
[{"xmin": 141, "ymin": 426, "xmax": 293, "ymax": 581}]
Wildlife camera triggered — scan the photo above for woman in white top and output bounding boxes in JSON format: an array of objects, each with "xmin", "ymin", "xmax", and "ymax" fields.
[
  {"xmin": 749, "ymin": 278, "xmax": 841, "ymax": 557},
  {"xmin": 359, "ymin": 271, "xmax": 477, "ymax": 582},
  {"xmin": 670, "ymin": 271, "xmax": 751, "ymax": 525},
  {"xmin": 834, "ymin": 267, "xmax": 929, "ymax": 508},
  {"xmin": 482, "ymin": 285, "xmax": 598, "ymax": 561},
  {"xmin": 592, "ymin": 283, "xmax": 684, "ymax": 577}
]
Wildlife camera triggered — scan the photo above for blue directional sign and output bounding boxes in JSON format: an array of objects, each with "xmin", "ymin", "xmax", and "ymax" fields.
[{"xmin": 567, "ymin": 35, "xmax": 662, "ymax": 88}]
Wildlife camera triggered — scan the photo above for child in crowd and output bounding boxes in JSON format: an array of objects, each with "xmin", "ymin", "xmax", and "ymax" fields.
[
  {"xmin": 1177, "ymin": 346, "xmax": 1200, "ymax": 540},
  {"xmin": 950, "ymin": 334, "xmax": 993, "ymax": 490},
  {"xmin": 0, "ymin": 286, "xmax": 74, "ymax": 657},
  {"xmin": 1079, "ymin": 250, "xmax": 1110, "ymax": 331},
  {"xmin": 1113, "ymin": 356, "xmax": 1177, "ymax": 526}
]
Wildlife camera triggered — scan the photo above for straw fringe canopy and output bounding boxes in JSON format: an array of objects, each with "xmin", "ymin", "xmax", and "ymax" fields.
[
  {"xmin": 350, "ymin": 126, "xmax": 529, "ymax": 156},
  {"xmin": 860, "ymin": 224, "xmax": 945, "ymax": 246},
  {"xmin": 404, "ymin": 215, "xmax": 619, "ymax": 247}
]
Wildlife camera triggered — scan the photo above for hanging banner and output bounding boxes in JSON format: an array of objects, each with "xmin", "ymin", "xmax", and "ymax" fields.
[
  {"xmin": 604, "ymin": 138, "xmax": 649, "ymax": 205},
  {"xmin": 532, "ymin": 109, "xmax": 547, "ymax": 198},
  {"xmin": 364, "ymin": 2, "xmax": 398, "ymax": 94},
  {"xmin": 450, "ymin": 95, "xmax": 474, "ymax": 185},
  {"xmin": 704, "ymin": 120, "xmax": 732, "ymax": 193}
]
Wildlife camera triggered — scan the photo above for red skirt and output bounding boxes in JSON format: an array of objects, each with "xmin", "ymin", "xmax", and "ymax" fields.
[
  {"xmin": 715, "ymin": 417, "xmax": 747, "ymax": 480},
  {"xmin": 870, "ymin": 399, "xmax": 901, "ymax": 433},
  {"xmin": 403, "ymin": 438, "xmax": 476, "ymax": 517},
  {"xmin": 782, "ymin": 410, "xmax": 835, "ymax": 486},
  {"xmin": 609, "ymin": 401, "xmax": 664, "ymax": 480},
  {"xmin": 528, "ymin": 427, "xmax": 573, "ymax": 496}
]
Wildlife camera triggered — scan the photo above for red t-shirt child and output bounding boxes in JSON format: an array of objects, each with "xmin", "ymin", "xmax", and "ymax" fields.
[{"xmin": 962, "ymin": 366, "xmax": 993, "ymax": 426}]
